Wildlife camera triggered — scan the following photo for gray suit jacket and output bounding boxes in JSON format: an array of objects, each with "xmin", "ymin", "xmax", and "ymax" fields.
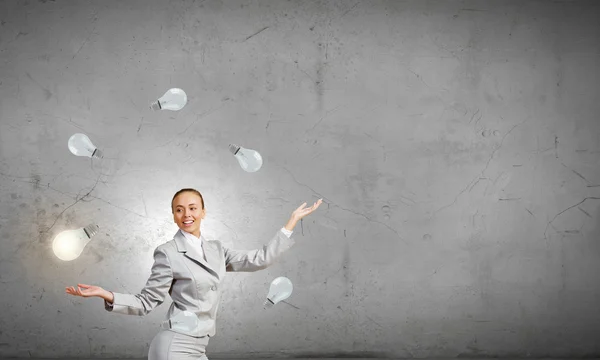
[{"xmin": 104, "ymin": 229, "xmax": 295, "ymax": 337}]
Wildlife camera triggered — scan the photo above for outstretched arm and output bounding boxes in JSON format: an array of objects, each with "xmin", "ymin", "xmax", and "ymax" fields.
[
  {"xmin": 66, "ymin": 246, "xmax": 174, "ymax": 316},
  {"xmin": 224, "ymin": 199, "xmax": 322, "ymax": 272},
  {"xmin": 65, "ymin": 284, "xmax": 114, "ymax": 302}
]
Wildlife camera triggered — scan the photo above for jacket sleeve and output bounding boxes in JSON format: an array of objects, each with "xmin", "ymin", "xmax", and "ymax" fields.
[
  {"xmin": 223, "ymin": 229, "xmax": 295, "ymax": 272},
  {"xmin": 104, "ymin": 246, "xmax": 173, "ymax": 316}
]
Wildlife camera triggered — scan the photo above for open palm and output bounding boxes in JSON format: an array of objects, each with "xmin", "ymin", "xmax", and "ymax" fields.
[
  {"xmin": 65, "ymin": 283, "xmax": 104, "ymax": 298},
  {"xmin": 291, "ymin": 198, "xmax": 323, "ymax": 221}
]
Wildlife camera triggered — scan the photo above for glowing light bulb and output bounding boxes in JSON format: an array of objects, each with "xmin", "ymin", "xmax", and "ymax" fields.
[
  {"xmin": 229, "ymin": 144, "xmax": 263, "ymax": 172},
  {"xmin": 150, "ymin": 88, "xmax": 188, "ymax": 111},
  {"xmin": 68, "ymin": 133, "xmax": 103, "ymax": 159},
  {"xmin": 169, "ymin": 311, "xmax": 200, "ymax": 334},
  {"xmin": 264, "ymin": 276, "xmax": 293, "ymax": 308},
  {"xmin": 52, "ymin": 224, "xmax": 99, "ymax": 261}
]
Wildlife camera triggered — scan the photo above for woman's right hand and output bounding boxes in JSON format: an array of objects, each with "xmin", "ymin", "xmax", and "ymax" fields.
[{"xmin": 66, "ymin": 283, "xmax": 110, "ymax": 300}]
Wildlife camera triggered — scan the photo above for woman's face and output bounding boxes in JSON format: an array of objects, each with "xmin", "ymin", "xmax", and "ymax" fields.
[{"xmin": 172, "ymin": 192, "xmax": 205, "ymax": 236}]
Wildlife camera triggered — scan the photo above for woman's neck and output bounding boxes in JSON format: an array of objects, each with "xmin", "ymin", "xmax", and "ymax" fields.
[{"xmin": 183, "ymin": 229, "xmax": 201, "ymax": 238}]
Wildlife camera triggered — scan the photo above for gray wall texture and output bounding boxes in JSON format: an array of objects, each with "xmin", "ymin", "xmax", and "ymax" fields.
[{"xmin": 1, "ymin": 0, "xmax": 599, "ymax": 358}]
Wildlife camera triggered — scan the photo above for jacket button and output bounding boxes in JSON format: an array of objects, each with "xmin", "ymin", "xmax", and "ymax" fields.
[{"xmin": 211, "ymin": 286, "xmax": 216, "ymax": 291}]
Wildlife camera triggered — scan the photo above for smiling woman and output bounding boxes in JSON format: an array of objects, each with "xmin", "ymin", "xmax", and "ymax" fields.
[
  {"xmin": 171, "ymin": 188, "xmax": 206, "ymax": 237},
  {"xmin": 65, "ymin": 187, "xmax": 322, "ymax": 360}
]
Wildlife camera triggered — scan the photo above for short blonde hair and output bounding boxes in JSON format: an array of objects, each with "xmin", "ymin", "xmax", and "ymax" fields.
[{"xmin": 171, "ymin": 188, "xmax": 204, "ymax": 213}]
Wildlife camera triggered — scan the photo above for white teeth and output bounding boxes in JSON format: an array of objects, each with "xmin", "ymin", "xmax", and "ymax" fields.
[{"xmin": 183, "ymin": 221, "xmax": 193, "ymax": 224}]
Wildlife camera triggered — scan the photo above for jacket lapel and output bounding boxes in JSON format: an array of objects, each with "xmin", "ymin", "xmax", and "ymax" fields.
[
  {"xmin": 174, "ymin": 230, "xmax": 220, "ymax": 279},
  {"xmin": 202, "ymin": 239, "xmax": 221, "ymax": 278}
]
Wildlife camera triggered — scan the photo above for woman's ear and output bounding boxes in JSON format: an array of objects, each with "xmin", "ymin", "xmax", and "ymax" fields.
[{"xmin": 201, "ymin": 208, "xmax": 206, "ymax": 219}]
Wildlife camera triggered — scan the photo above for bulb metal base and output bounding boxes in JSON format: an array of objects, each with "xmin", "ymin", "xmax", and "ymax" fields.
[
  {"xmin": 92, "ymin": 148, "xmax": 104, "ymax": 159},
  {"xmin": 263, "ymin": 298, "xmax": 275, "ymax": 308},
  {"xmin": 150, "ymin": 100, "xmax": 162, "ymax": 111},
  {"xmin": 83, "ymin": 224, "xmax": 100, "ymax": 239},
  {"xmin": 228, "ymin": 144, "xmax": 240, "ymax": 155}
]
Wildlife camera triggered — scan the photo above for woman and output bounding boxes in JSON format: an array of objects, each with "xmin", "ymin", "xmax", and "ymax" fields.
[{"xmin": 66, "ymin": 188, "xmax": 323, "ymax": 360}]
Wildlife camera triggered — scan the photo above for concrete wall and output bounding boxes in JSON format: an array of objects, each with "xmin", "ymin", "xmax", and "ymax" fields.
[{"xmin": 1, "ymin": 0, "xmax": 599, "ymax": 358}]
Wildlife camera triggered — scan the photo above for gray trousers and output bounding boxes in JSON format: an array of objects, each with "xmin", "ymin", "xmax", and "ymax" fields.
[{"xmin": 148, "ymin": 330, "xmax": 209, "ymax": 360}]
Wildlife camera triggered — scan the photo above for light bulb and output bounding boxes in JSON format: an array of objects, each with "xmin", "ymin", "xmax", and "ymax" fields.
[
  {"xmin": 68, "ymin": 133, "xmax": 103, "ymax": 159},
  {"xmin": 169, "ymin": 311, "xmax": 200, "ymax": 334},
  {"xmin": 264, "ymin": 276, "xmax": 293, "ymax": 308},
  {"xmin": 52, "ymin": 224, "xmax": 99, "ymax": 261},
  {"xmin": 150, "ymin": 88, "xmax": 188, "ymax": 111},
  {"xmin": 229, "ymin": 144, "xmax": 263, "ymax": 172}
]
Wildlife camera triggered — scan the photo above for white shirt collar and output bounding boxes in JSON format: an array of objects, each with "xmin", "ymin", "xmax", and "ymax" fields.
[{"xmin": 179, "ymin": 229, "xmax": 202, "ymax": 243}]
